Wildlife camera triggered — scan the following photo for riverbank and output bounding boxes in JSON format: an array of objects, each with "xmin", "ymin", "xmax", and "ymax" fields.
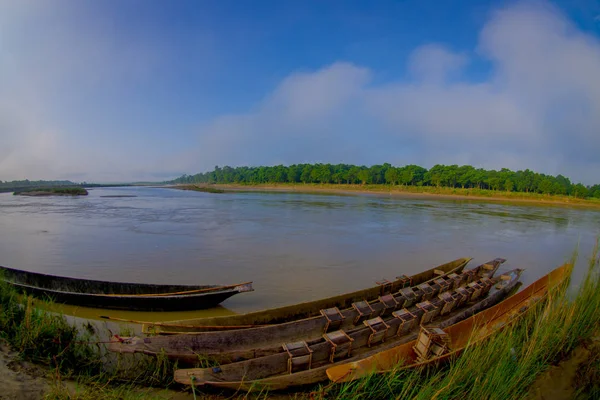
[
  {"xmin": 13, "ymin": 187, "xmax": 89, "ymax": 196},
  {"xmin": 0, "ymin": 244, "xmax": 598, "ymax": 399},
  {"xmin": 175, "ymin": 183, "xmax": 600, "ymax": 209}
]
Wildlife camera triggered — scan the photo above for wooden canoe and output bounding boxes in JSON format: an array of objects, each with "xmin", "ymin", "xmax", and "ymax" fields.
[
  {"xmin": 143, "ymin": 257, "xmax": 473, "ymax": 334},
  {"xmin": 172, "ymin": 268, "xmax": 523, "ymax": 391},
  {"xmin": 326, "ymin": 262, "xmax": 572, "ymax": 383},
  {"xmin": 111, "ymin": 259, "xmax": 502, "ymax": 363},
  {"xmin": 0, "ymin": 265, "xmax": 253, "ymax": 311}
]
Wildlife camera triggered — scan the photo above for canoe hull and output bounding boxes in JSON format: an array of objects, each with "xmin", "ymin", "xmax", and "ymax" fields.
[
  {"xmin": 115, "ymin": 259, "xmax": 503, "ymax": 363},
  {"xmin": 145, "ymin": 257, "xmax": 472, "ymax": 332},
  {"xmin": 326, "ymin": 263, "xmax": 573, "ymax": 383},
  {"xmin": 0, "ymin": 265, "xmax": 253, "ymax": 311},
  {"xmin": 173, "ymin": 268, "xmax": 523, "ymax": 391}
]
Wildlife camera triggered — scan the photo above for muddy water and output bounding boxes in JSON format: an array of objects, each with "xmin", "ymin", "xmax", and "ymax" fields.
[{"xmin": 0, "ymin": 187, "xmax": 598, "ymax": 323}]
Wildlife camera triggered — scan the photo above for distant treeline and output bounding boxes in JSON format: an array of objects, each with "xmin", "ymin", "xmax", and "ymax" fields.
[
  {"xmin": 0, "ymin": 179, "xmax": 76, "ymax": 188},
  {"xmin": 0, "ymin": 179, "xmax": 78, "ymax": 193},
  {"xmin": 171, "ymin": 164, "xmax": 600, "ymax": 199},
  {"xmin": 0, "ymin": 179, "xmax": 134, "ymax": 193}
]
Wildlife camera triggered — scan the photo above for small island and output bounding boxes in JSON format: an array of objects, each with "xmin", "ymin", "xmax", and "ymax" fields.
[{"xmin": 13, "ymin": 187, "xmax": 89, "ymax": 196}]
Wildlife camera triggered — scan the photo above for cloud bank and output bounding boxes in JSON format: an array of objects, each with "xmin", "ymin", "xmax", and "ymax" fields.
[
  {"xmin": 188, "ymin": 3, "xmax": 600, "ymax": 184},
  {"xmin": 1, "ymin": 2, "xmax": 600, "ymax": 183}
]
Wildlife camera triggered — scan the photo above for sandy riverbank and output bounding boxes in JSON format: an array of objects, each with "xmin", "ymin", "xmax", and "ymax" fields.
[
  {"xmin": 0, "ymin": 340, "xmax": 49, "ymax": 400},
  {"xmin": 174, "ymin": 183, "xmax": 600, "ymax": 209}
]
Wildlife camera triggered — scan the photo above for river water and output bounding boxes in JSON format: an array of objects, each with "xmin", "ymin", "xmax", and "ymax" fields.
[{"xmin": 0, "ymin": 187, "xmax": 598, "ymax": 322}]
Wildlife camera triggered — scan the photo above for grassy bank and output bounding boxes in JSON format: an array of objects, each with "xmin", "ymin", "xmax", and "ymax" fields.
[
  {"xmin": 178, "ymin": 183, "xmax": 600, "ymax": 208},
  {"xmin": 177, "ymin": 185, "xmax": 225, "ymax": 194},
  {"xmin": 312, "ymin": 243, "xmax": 600, "ymax": 400},
  {"xmin": 13, "ymin": 187, "xmax": 89, "ymax": 196},
  {"xmin": 0, "ymin": 275, "xmax": 179, "ymax": 399}
]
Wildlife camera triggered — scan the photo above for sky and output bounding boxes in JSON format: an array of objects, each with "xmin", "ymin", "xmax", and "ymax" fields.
[{"xmin": 1, "ymin": 0, "xmax": 600, "ymax": 184}]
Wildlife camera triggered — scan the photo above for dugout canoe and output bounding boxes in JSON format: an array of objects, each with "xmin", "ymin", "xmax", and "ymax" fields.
[
  {"xmin": 326, "ymin": 262, "xmax": 572, "ymax": 383},
  {"xmin": 0, "ymin": 265, "xmax": 253, "ymax": 311},
  {"xmin": 111, "ymin": 258, "xmax": 504, "ymax": 364},
  {"xmin": 108, "ymin": 258, "xmax": 505, "ymax": 364},
  {"xmin": 143, "ymin": 257, "xmax": 473, "ymax": 334},
  {"xmin": 173, "ymin": 268, "xmax": 522, "ymax": 391}
]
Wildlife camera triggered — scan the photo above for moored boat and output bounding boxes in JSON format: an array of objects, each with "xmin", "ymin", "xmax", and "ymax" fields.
[
  {"xmin": 172, "ymin": 267, "xmax": 523, "ymax": 391},
  {"xmin": 143, "ymin": 257, "xmax": 473, "ymax": 334},
  {"xmin": 325, "ymin": 262, "xmax": 572, "ymax": 383},
  {"xmin": 111, "ymin": 258, "xmax": 504, "ymax": 364},
  {"xmin": 0, "ymin": 265, "xmax": 253, "ymax": 311}
]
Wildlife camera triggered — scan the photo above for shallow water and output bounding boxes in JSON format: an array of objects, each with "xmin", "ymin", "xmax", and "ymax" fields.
[{"xmin": 0, "ymin": 187, "xmax": 598, "ymax": 322}]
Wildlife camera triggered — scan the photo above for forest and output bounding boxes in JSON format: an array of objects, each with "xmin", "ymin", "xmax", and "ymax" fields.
[{"xmin": 171, "ymin": 164, "xmax": 600, "ymax": 199}]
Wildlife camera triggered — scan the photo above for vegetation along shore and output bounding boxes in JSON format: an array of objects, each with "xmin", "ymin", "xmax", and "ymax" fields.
[
  {"xmin": 0, "ymin": 243, "xmax": 598, "ymax": 399},
  {"xmin": 170, "ymin": 163, "xmax": 600, "ymax": 208},
  {"xmin": 13, "ymin": 187, "xmax": 89, "ymax": 196}
]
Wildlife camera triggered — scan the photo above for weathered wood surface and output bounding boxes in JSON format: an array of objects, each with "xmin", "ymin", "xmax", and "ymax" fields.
[
  {"xmin": 173, "ymin": 268, "xmax": 523, "ymax": 391},
  {"xmin": 0, "ymin": 265, "xmax": 253, "ymax": 311},
  {"xmin": 112, "ymin": 259, "xmax": 503, "ymax": 363},
  {"xmin": 143, "ymin": 257, "xmax": 473, "ymax": 333},
  {"xmin": 326, "ymin": 263, "xmax": 572, "ymax": 383}
]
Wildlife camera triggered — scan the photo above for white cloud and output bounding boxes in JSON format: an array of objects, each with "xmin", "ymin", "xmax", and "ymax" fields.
[
  {"xmin": 184, "ymin": 2, "xmax": 600, "ymax": 184},
  {"xmin": 180, "ymin": 63, "xmax": 373, "ymax": 170},
  {"xmin": 408, "ymin": 44, "xmax": 468, "ymax": 83}
]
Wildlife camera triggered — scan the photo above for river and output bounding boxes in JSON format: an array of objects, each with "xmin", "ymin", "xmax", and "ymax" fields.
[{"xmin": 0, "ymin": 186, "xmax": 598, "ymax": 322}]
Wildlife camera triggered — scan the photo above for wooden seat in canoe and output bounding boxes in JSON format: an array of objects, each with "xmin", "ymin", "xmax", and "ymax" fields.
[
  {"xmin": 414, "ymin": 326, "xmax": 451, "ymax": 363},
  {"xmin": 394, "ymin": 274, "xmax": 412, "ymax": 290},
  {"xmin": 378, "ymin": 294, "xmax": 400, "ymax": 315},
  {"xmin": 467, "ymin": 281, "xmax": 484, "ymax": 301},
  {"xmin": 376, "ymin": 279, "xmax": 392, "ymax": 295},
  {"xmin": 283, "ymin": 341, "xmax": 313, "ymax": 374},
  {"xmin": 392, "ymin": 308, "xmax": 418, "ymax": 336},
  {"xmin": 363, "ymin": 317, "xmax": 390, "ymax": 347},
  {"xmin": 447, "ymin": 272, "xmax": 462, "ymax": 290},
  {"xmin": 438, "ymin": 291, "xmax": 458, "ymax": 315},
  {"xmin": 399, "ymin": 287, "xmax": 418, "ymax": 308},
  {"xmin": 480, "ymin": 277, "xmax": 494, "ymax": 296},
  {"xmin": 455, "ymin": 286, "xmax": 471, "ymax": 306},
  {"xmin": 323, "ymin": 330, "xmax": 354, "ymax": 363},
  {"xmin": 321, "ymin": 308, "xmax": 345, "ymax": 332},
  {"xmin": 434, "ymin": 277, "xmax": 451, "ymax": 293},
  {"xmin": 416, "ymin": 300, "xmax": 439, "ymax": 324},
  {"xmin": 480, "ymin": 263, "xmax": 496, "ymax": 277},
  {"xmin": 464, "ymin": 268, "xmax": 478, "ymax": 283},
  {"xmin": 417, "ymin": 282, "xmax": 435, "ymax": 301},
  {"xmin": 352, "ymin": 300, "xmax": 375, "ymax": 324}
]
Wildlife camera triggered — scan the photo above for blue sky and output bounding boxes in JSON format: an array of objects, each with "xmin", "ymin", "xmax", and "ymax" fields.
[{"xmin": 1, "ymin": 0, "xmax": 600, "ymax": 183}]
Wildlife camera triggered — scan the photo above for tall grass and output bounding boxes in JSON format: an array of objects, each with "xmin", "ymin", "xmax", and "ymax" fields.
[
  {"xmin": 318, "ymin": 242, "xmax": 600, "ymax": 399},
  {"xmin": 0, "ymin": 274, "xmax": 180, "ymax": 397},
  {"xmin": 213, "ymin": 182, "xmax": 600, "ymax": 207},
  {"xmin": 0, "ymin": 277, "xmax": 102, "ymax": 376}
]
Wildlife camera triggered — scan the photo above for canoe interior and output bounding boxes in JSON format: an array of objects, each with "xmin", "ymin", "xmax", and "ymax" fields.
[
  {"xmin": 145, "ymin": 257, "xmax": 472, "ymax": 332},
  {"xmin": 0, "ymin": 265, "xmax": 222, "ymax": 295},
  {"xmin": 325, "ymin": 262, "xmax": 573, "ymax": 383},
  {"xmin": 117, "ymin": 258, "xmax": 503, "ymax": 363},
  {"xmin": 172, "ymin": 268, "xmax": 522, "ymax": 390}
]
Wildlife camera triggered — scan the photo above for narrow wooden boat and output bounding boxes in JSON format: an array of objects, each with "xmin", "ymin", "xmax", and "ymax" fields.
[
  {"xmin": 111, "ymin": 258, "xmax": 503, "ymax": 364},
  {"xmin": 326, "ymin": 262, "xmax": 572, "ymax": 383},
  {"xmin": 0, "ymin": 265, "xmax": 253, "ymax": 311},
  {"xmin": 143, "ymin": 257, "xmax": 473, "ymax": 334},
  {"xmin": 173, "ymin": 268, "xmax": 523, "ymax": 391}
]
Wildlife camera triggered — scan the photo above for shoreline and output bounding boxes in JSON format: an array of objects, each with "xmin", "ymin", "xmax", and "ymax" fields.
[{"xmin": 173, "ymin": 183, "xmax": 600, "ymax": 209}]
